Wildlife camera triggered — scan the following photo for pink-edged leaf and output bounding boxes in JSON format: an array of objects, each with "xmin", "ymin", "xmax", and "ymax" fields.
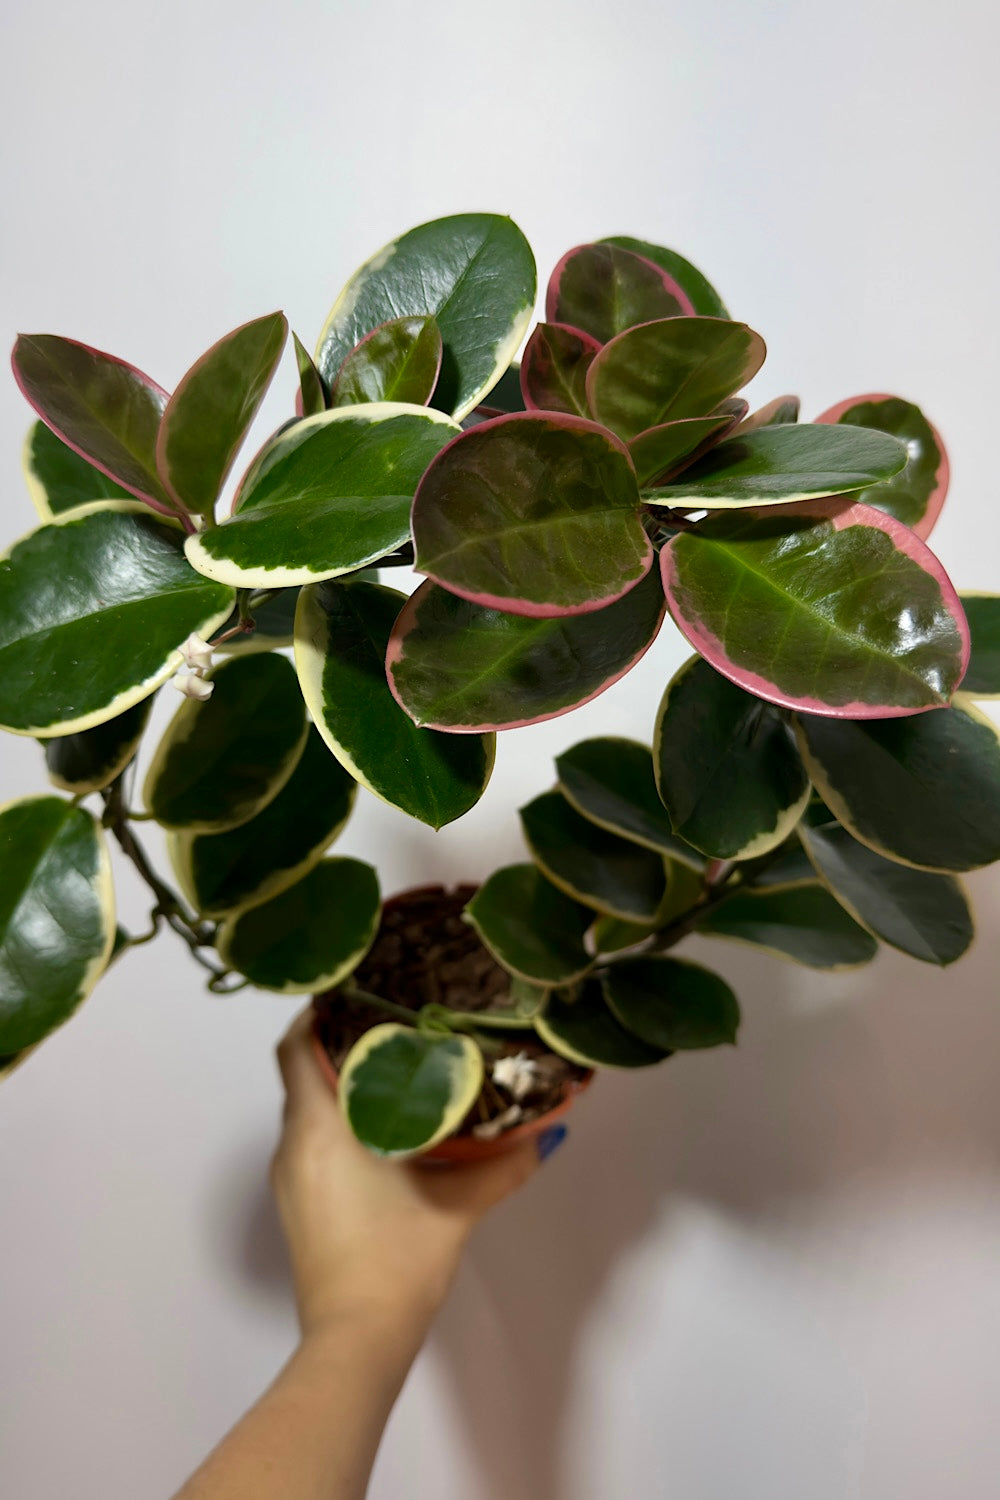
[
  {"xmin": 331, "ymin": 315, "xmax": 443, "ymax": 407},
  {"xmin": 156, "ymin": 311, "xmax": 288, "ymax": 516},
  {"xmin": 12, "ymin": 333, "xmax": 174, "ymax": 515},
  {"xmin": 586, "ymin": 317, "xmax": 767, "ymax": 443},
  {"xmin": 546, "ymin": 243, "xmax": 695, "ymax": 345},
  {"xmin": 814, "ymin": 393, "xmax": 949, "ymax": 539},
  {"xmin": 293, "ymin": 333, "xmax": 327, "ymax": 417},
  {"xmin": 661, "ymin": 498, "xmax": 970, "ymax": 717},
  {"xmin": 386, "ymin": 565, "xmax": 667, "ymax": 732},
  {"xmin": 519, "ymin": 322, "xmax": 601, "ymax": 417},
  {"xmin": 629, "ymin": 399, "xmax": 747, "ymax": 487},
  {"xmin": 411, "ymin": 411, "xmax": 649, "ymax": 617},
  {"xmin": 734, "ymin": 395, "xmax": 800, "ymax": 432}
]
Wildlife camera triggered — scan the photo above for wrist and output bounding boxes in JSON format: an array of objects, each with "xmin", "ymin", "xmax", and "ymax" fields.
[{"xmin": 295, "ymin": 1240, "xmax": 462, "ymax": 1346}]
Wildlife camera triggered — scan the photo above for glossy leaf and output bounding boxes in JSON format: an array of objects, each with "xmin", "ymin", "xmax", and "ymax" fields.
[
  {"xmin": 169, "ymin": 725, "xmax": 356, "ymax": 917},
  {"xmin": 555, "ymin": 736, "xmax": 706, "ymax": 865},
  {"xmin": 387, "ymin": 566, "xmax": 666, "ymax": 731},
  {"xmin": 601, "ymin": 236, "xmax": 730, "ymax": 319},
  {"xmin": 815, "ymin": 393, "xmax": 949, "ymax": 538},
  {"xmin": 295, "ymin": 580, "xmax": 494, "ymax": 828},
  {"xmin": 646, "ymin": 423, "xmax": 907, "ymax": 508},
  {"xmin": 520, "ymin": 789, "xmax": 666, "ymax": 921},
  {"xmin": 156, "ymin": 312, "xmax": 288, "ymax": 516},
  {"xmin": 602, "ymin": 956, "xmax": 740, "ymax": 1049},
  {"xmin": 0, "ymin": 505, "xmax": 234, "ymax": 736},
  {"xmin": 735, "ymin": 396, "xmax": 801, "ymax": 432},
  {"xmin": 217, "ymin": 857, "xmax": 380, "ymax": 992},
  {"xmin": 535, "ymin": 979, "xmax": 668, "ymax": 1068},
  {"xmin": 464, "ymin": 865, "xmax": 593, "ymax": 985},
  {"xmin": 473, "ymin": 363, "xmax": 525, "ymax": 418},
  {"xmin": 794, "ymin": 702, "xmax": 1000, "ymax": 872},
  {"xmin": 745, "ymin": 838, "xmax": 815, "ymax": 888},
  {"xmin": 696, "ymin": 884, "xmax": 878, "ymax": 968},
  {"xmin": 798, "ymin": 807, "xmax": 973, "ymax": 964},
  {"xmin": 959, "ymin": 594, "xmax": 1000, "ymax": 696},
  {"xmin": 519, "ymin": 322, "xmax": 600, "ymax": 417},
  {"xmin": 215, "ymin": 587, "xmax": 301, "ymax": 655},
  {"xmin": 628, "ymin": 404, "xmax": 745, "ymax": 487},
  {"xmin": 44, "ymin": 697, "xmax": 153, "ymax": 794},
  {"xmin": 662, "ymin": 500, "xmax": 970, "ymax": 716},
  {"xmin": 12, "ymin": 334, "xmax": 173, "ymax": 513},
  {"xmin": 654, "ymin": 655, "xmax": 810, "ymax": 858},
  {"xmin": 411, "ymin": 412, "xmax": 648, "ymax": 616},
  {"xmin": 587, "ymin": 317, "xmax": 766, "ymax": 443},
  {"xmin": 546, "ymin": 242, "xmax": 693, "ymax": 344},
  {"xmin": 0, "ymin": 797, "xmax": 114, "ymax": 1055},
  {"xmin": 143, "ymin": 653, "xmax": 307, "ymax": 832},
  {"xmin": 340, "ymin": 1024, "xmax": 484, "ymax": 1158},
  {"xmin": 331, "ymin": 316, "xmax": 442, "ymax": 407},
  {"xmin": 185, "ymin": 404, "xmax": 459, "ymax": 588},
  {"xmin": 316, "ymin": 213, "xmax": 536, "ymax": 420},
  {"xmin": 23, "ymin": 420, "xmax": 132, "ymax": 519},
  {"xmin": 293, "ymin": 333, "xmax": 327, "ymax": 417}
]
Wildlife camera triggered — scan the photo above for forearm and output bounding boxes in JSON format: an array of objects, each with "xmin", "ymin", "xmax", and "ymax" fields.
[{"xmin": 172, "ymin": 1295, "xmax": 438, "ymax": 1500}]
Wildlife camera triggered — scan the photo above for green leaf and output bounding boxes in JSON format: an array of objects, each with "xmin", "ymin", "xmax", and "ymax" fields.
[
  {"xmin": 555, "ymin": 736, "xmax": 705, "ymax": 865},
  {"xmin": 587, "ymin": 317, "xmax": 766, "ymax": 442},
  {"xmin": 295, "ymin": 580, "xmax": 494, "ymax": 829},
  {"xmin": 602, "ymin": 956, "xmax": 740, "ymax": 1049},
  {"xmin": 519, "ymin": 322, "xmax": 600, "ymax": 417},
  {"xmin": 316, "ymin": 214, "xmax": 536, "ymax": 420},
  {"xmin": 155, "ymin": 312, "xmax": 288, "ymax": 517},
  {"xmin": 23, "ymin": 420, "xmax": 133, "ymax": 519},
  {"xmin": 696, "ymin": 883, "xmax": 878, "ymax": 968},
  {"xmin": 0, "ymin": 797, "xmax": 114, "ymax": 1055},
  {"xmin": 471, "ymin": 976, "xmax": 550, "ymax": 1029},
  {"xmin": 169, "ymin": 725, "xmax": 356, "ymax": 917},
  {"xmin": 735, "ymin": 396, "xmax": 801, "ymax": 431},
  {"xmin": 143, "ymin": 653, "xmax": 307, "ymax": 832},
  {"xmin": 960, "ymin": 594, "xmax": 1000, "ymax": 696},
  {"xmin": 535, "ymin": 979, "xmax": 668, "ymax": 1067},
  {"xmin": 646, "ymin": 423, "xmax": 907, "ymax": 508},
  {"xmin": 794, "ymin": 702, "xmax": 1000, "ymax": 872},
  {"xmin": 475, "ymin": 361, "xmax": 526, "ymax": 416},
  {"xmin": 662, "ymin": 500, "xmax": 969, "ymax": 715},
  {"xmin": 44, "ymin": 697, "xmax": 154, "ymax": 794},
  {"xmin": 601, "ymin": 236, "xmax": 730, "ymax": 319},
  {"xmin": 815, "ymin": 393, "xmax": 949, "ymax": 538},
  {"xmin": 654, "ymin": 655, "xmax": 810, "ymax": 859},
  {"xmin": 293, "ymin": 333, "xmax": 327, "ymax": 417},
  {"xmin": 217, "ymin": 857, "xmax": 380, "ymax": 992},
  {"xmin": 411, "ymin": 411, "xmax": 648, "ymax": 615},
  {"xmin": 214, "ymin": 588, "xmax": 301, "ymax": 656},
  {"xmin": 628, "ymin": 407, "xmax": 743, "ymax": 488},
  {"xmin": 798, "ymin": 807, "xmax": 973, "ymax": 964},
  {"xmin": 387, "ymin": 565, "xmax": 666, "ymax": 731},
  {"xmin": 184, "ymin": 404, "xmax": 459, "ymax": 588},
  {"xmin": 0, "ymin": 505, "xmax": 234, "ymax": 736},
  {"xmin": 12, "ymin": 334, "xmax": 174, "ymax": 513},
  {"xmin": 340, "ymin": 1024, "xmax": 484, "ymax": 1157},
  {"xmin": 520, "ymin": 789, "xmax": 666, "ymax": 922},
  {"xmin": 546, "ymin": 242, "xmax": 693, "ymax": 344},
  {"xmin": 464, "ymin": 864, "xmax": 594, "ymax": 985},
  {"xmin": 331, "ymin": 315, "xmax": 442, "ymax": 407}
]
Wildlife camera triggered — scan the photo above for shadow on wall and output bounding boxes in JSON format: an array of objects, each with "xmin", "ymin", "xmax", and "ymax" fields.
[{"xmin": 219, "ymin": 867, "xmax": 1000, "ymax": 1500}]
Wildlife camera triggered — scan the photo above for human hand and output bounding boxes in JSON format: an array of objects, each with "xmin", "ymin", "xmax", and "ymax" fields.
[{"xmin": 270, "ymin": 1010, "xmax": 562, "ymax": 1342}]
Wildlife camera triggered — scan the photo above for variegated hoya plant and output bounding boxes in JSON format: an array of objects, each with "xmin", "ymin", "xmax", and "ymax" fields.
[{"xmin": 2, "ymin": 214, "xmax": 999, "ymax": 1156}]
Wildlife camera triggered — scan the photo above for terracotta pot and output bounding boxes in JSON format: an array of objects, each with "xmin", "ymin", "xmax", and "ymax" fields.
[{"xmin": 310, "ymin": 882, "xmax": 593, "ymax": 1163}]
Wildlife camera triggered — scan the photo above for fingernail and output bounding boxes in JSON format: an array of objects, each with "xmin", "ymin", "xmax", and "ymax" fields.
[{"xmin": 537, "ymin": 1123, "xmax": 568, "ymax": 1162}]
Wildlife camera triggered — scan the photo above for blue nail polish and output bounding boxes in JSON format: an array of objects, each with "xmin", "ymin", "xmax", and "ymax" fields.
[{"xmin": 537, "ymin": 1123, "xmax": 568, "ymax": 1162}]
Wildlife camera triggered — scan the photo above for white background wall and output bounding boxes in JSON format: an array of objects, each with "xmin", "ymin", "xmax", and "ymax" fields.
[{"xmin": 2, "ymin": 2, "xmax": 999, "ymax": 1495}]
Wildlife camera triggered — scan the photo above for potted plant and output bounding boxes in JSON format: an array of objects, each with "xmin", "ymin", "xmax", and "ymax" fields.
[{"xmin": 2, "ymin": 213, "xmax": 999, "ymax": 1159}]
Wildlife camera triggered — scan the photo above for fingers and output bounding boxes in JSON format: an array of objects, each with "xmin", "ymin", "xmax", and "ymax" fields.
[{"xmin": 275, "ymin": 1007, "xmax": 337, "ymax": 1126}]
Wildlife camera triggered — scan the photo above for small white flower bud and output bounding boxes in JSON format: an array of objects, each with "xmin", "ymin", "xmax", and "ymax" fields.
[
  {"xmin": 172, "ymin": 672, "xmax": 215, "ymax": 701},
  {"xmin": 181, "ymin": 633, "xmax": 214, "ymax": 674}
]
